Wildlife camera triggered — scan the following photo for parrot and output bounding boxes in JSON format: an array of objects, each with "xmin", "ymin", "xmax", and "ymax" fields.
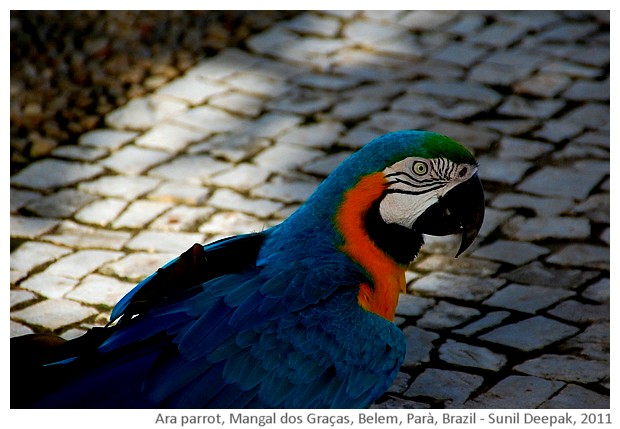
[{"xmin": 11, "ymin": 130, "xmax": 485, "ymax": 409}]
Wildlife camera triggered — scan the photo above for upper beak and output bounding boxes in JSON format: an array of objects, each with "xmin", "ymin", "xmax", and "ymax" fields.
[{"xmin": 412, "ymin": 173, "xmax": 485, "ymax": 257}]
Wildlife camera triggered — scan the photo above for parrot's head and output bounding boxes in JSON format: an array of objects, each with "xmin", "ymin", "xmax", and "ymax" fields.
[{"xmin": 320, "ymin": 130, "xmax": 485, "ymax": 267}]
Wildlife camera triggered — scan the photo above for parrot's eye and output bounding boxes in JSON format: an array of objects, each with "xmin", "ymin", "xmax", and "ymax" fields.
[{"xmin": 412, "ymin": 161, "xmax": 428, "ymax": 175}]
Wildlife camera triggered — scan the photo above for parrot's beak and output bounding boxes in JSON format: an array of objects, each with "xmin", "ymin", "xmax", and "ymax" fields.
[{"xmin": 412, "ymin": 173, "xmax": 485, "ymax": 257}]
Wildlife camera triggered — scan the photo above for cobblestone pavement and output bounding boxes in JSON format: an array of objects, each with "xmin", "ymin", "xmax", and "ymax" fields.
[{"xmin": 10, "ymin": 11, "xmax": 609, "ymax": 409}]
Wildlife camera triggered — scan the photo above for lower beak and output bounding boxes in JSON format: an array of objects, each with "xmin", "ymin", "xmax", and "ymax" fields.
[{"xmin": 412, "ymin": 173, "xmax": 485, "ymax": 257}]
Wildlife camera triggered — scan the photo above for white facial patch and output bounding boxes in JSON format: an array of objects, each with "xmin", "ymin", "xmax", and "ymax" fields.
[{"xmin": 379, "ymin": 157, "xmax": 477, "ymax": 228}]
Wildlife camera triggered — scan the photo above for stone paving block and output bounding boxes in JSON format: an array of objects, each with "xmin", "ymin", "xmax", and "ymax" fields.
[
  {"xmin": 25, "ymin": 189, "xmax": 98, "ymax": 218},
  {"xmin": 225, "ymin": 71, "xmax": 290, "ymax": 98},
  {"xmin": 43, "ymin": 220, "xmax": 132, "ymax": 250},
  {"xmin": 453, "ymin": 311, "xmax": 511, "ymax": 337},
  {"xmin": 10, "ymin": 241, "xmax": 71, "ymax": 274},
  {"xmin": 483, "ymin": 284, "xmax": 575, "ymax": 314},
  {"xmin": 365, "ymin": 112, "xmax": 431, "ymax": 134},
  {"xmin": 538, "ymin": 21, "xmax": 598, "ymax": 42},
  {"xmin": 582, "ymin": 278, "xmax": 610, "ymax": 303},
  {"xmin": 283, "ymin": 13, "xmax": 341, "ymax": 37},
  {"xmin": 540, "ymin": 60, "xmax": 602, "ymax": 78},
  {"xmin": 246, "ymin": 26, "xmax": 300, "ymax": 56},
  {"xmin": 75, "ymin": 198, "xmax": 128, "ymax": 226},
  {"xmin": 126, "ymin": 230, "xmax": 204, "ymax": 254},
  {"xmin": 343, "ymin": 19, "xmax": 407, "ymax": 44},
  {"xmin": 502, "ymin": 10, "xmax": 561, "ymax": 30},
  {"xmin": 501, "ymin": 261, "xmax": 599, "ymax": 290},
  {"xmin": 470, "ymin": 22, "xmax": 527, "ymax": 47},
  {"xmin": 559, "ymin": 322, "xmax": 608, "ymax": 362},
  {"xmin": 548, "ymin": 300, "xmax": 609, "ymax": 324},
  {"xmin": 78, "ymin": 129, "xmax": 138, "ymax": 150},
  {"xmin": 100, "ymin": 145, "xmax": 172, "ymax": 175},
  {"xmin": 502, "ymin": 215, "xmax": 591, "ymax": 241},
  {"xmin": 79, "ymin": 175, "xmax": 161, "ymax": 200},
  {"xmin": 148, "ymin": 154, "xmax": 229, "ymax": 184},
  {"xmin": 473, "ymin": 119, "xmax": 538, "ymax": 136},
  {"xmin": 135, "ymin": 122, "xmax": 210, "ymax": 153},
  {"xmin": 101, "ymin": 252, "xmax": 178, "ymax": 283},
  {"xmin": 546, "ymin": 244, "xmax": 609, "ymax": 270},
  {"xmin": 496, "ymin": 137, "xmax": 554, "ymax": 160},
  {"xmin": 173, "ymin": 105, "xmax": 250, "ymax": 134},
  {"xmin": 208, "ymin": 164, "xmax": 271, "ymax": 192},
  {"xmin": 155, "ymin": 75, "xmax": 227, "ymax": 105},
  {"xmin": 244, "ymin": 112, "xmax": 304, "ymax": 139},
  {"xmin": 463, "ymin": 375, "xmax": 564, "ymax": 409},
  {"xmin": 367, "ymin": 35, "xmax": 424, "ymax": 60},
  {"xmin": 573, "ymin": 193, "xmax": 610, "ymax": 223},
  {"xmin": 540, "ymin": 384, "xmax": 609, "ymax": 409},
  {"xmin": 563, "ymin": 79, "xmax": 610, "ymax": 102},
  {"xmin": 339, "ymin": 126, "xmax": 382, "ymax": 149},
  {"xmin": 45, "ymin": 249, "xmax": 124, "ymax": 280},
  {"xmin": 66, "ymin": 274, "xmax": 136, "ymax": 308},
  {"xmin": 330, "ymin": 97, "xmax": 390, "ymax": 122},
  {"xmin": 476, "ymin": 155, "xmax": 531, "ymax": 185},
  {"xmin": 402, "ymin": 326, "xmax": 440, "ymax": 368},
  {"xmin": 409, "ymin": 80, "xmax": 502, "ymax": 105},
  {"xmin": 209, "ymin": 92, "xmax": 264, "ymax": 117},
  {"xmin": 411, "ymin": 272, "xmax": 505, "ymax": 302},
  {"xmin": 51, "ymin": 145, "xmax": 108, "ymax": 162},
  {"xmin": 10, "ymin": 289, "xmax": 37, "ymax": 308},
  {"xmin": 399, "ymin": 10, "xmax": 458, "ymax": 30},
  {"xmin": 497, "ymin": 96, "xmax": 565, "ymax": 119},
  {"xmin": 439, "ymin": 339, "xmax": 507, "ymax": 371},
  {"xmin": 395, "ymin": 294, "xmax": 434, "ymax": 318},
  {"xmin": 533, "ymin": 119, "xmax": 583, "ymax": 143},
  {"xmin": 254, "ymin": 144, "xmax": 323, "ymax": 173},
  {"xmin": 10, "ymin": 215, "xmax": 60, "ymax": 239},
  {"xmin": 11, "ymin": 188, "xmax": 41, "ymax": 213},
  {"xmin": 433, "ymin": 44, "xmax": 488, "ymax": 68},
  {"xmin": 514, "ymin": 354, "xmax": 608, "ymax": 384},
  {"xmin": 405, "ymin": 368, "xmax": 484, "ymax": 407},
  {"xmin": 268, "ymin": 88, "xmax": 335, "ymax": 116},
  {"xmin": 208, "ymin": 189, "xmax": 284, "ymax": 218},
  {"xmin": 198, "ymin": 135, "xmax": 270, "ymax": 164},
  {"xmin": 60, "ymin": 328, "xmax": 87, "ymax": 340},
  {"xmin": 251, "ymin": 176, "xmax": 319, "ymax": 204},
  {"xmin": 19, "ymin": 273, "xmax": 79, "ymax": 299},
  {"xmin": 11, "ymin": 299, "xmax": 98, "ymax": 331},
  {"xmin": 295, "ymin": 72, "xmax": 361, "ymax": 91},
  {"xmin": 471, "ymin": 240, "xmax": 550, "ymax": 266},
  {"xmin": 150, "ymin": 206, "xmax": 214, "ymax": 232},
  {"xmin": 11, "ymin": 159, "xmax": 104, "ymax": 191},
  {"xmin": 417, "ymin": 301, "xmax": 480, "ymax": 330},
  {"xmin": 148, "ymin": 182, "xmax": 210, "ymax": 205},
  {"xmin": 11, "ymin": 321, "xmax": 34, "ymax": 337},
  {"xmin": 479, "ymin": 316, "xmax": 579, "ymax": 352},
  {"xmin": 385, "ymin": 371, "xmax": 411, "ymax": 394},
  {"xmin": 514, "ymin": 73, "xmax": 572, "ymax": 98},
  {"xmin": 302, "ymin": 152, "xmax": 353, "ymax": 177},
  {"xmin": 414, "ymin": 255, "xmax": 501, "ymax": 278},
  {"xmin": 278, "ymin": 122, "xmax": 345, "ymax": 149},
  {"xmin": 490, "ymin": 193, "xmax": 573, "ymax": 217},
  {"xmin": 111, "ymin": 200, "xmax": 173, "ymax": 229},
  {"xmin": 199, "ymin": 212, "xmax": 268, "ymax": 237},
  {"xmin": 477, "ymin": 207, "xmax": 514, "ymax": 239},
  {"xmin": 185, "ymin": 48, "xmax": 262, "ymax": 81}
]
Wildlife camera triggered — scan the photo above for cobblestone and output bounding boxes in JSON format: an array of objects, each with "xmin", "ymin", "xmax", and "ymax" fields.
[
  {"xmin": 10, "ymin": 10, "xmax": 609, "ymax": 409},
  {"xmin": 11, "ymin": 159, "xmax": 104, "ymax": 191},
  {"xmin": 480, "ymin": 316, "xmax": 579, "ymax": 352},
  {"xmin": 483, "ymin": 284, "xmax": 575, "ymax": 314}
]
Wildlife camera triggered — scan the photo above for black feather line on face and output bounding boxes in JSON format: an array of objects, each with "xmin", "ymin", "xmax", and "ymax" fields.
[{"xmin": 364, "ymin": 197, "xmax": 424, "ymax": 266}]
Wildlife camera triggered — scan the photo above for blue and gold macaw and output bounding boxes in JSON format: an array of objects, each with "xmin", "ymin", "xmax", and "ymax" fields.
[{"xmin": 12, "ymin": 130, "xmax": 484, "ymax": 408}]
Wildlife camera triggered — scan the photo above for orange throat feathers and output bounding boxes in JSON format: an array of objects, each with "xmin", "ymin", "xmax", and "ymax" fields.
[{"xmin": 335, "ymin": 172, "xmax": 406, "ymax": 321}]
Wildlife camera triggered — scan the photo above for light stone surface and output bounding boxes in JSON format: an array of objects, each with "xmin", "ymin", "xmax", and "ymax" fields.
[{"xmin": 10, "ymin": 10, "xmax": 609, "ymax": 409}]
